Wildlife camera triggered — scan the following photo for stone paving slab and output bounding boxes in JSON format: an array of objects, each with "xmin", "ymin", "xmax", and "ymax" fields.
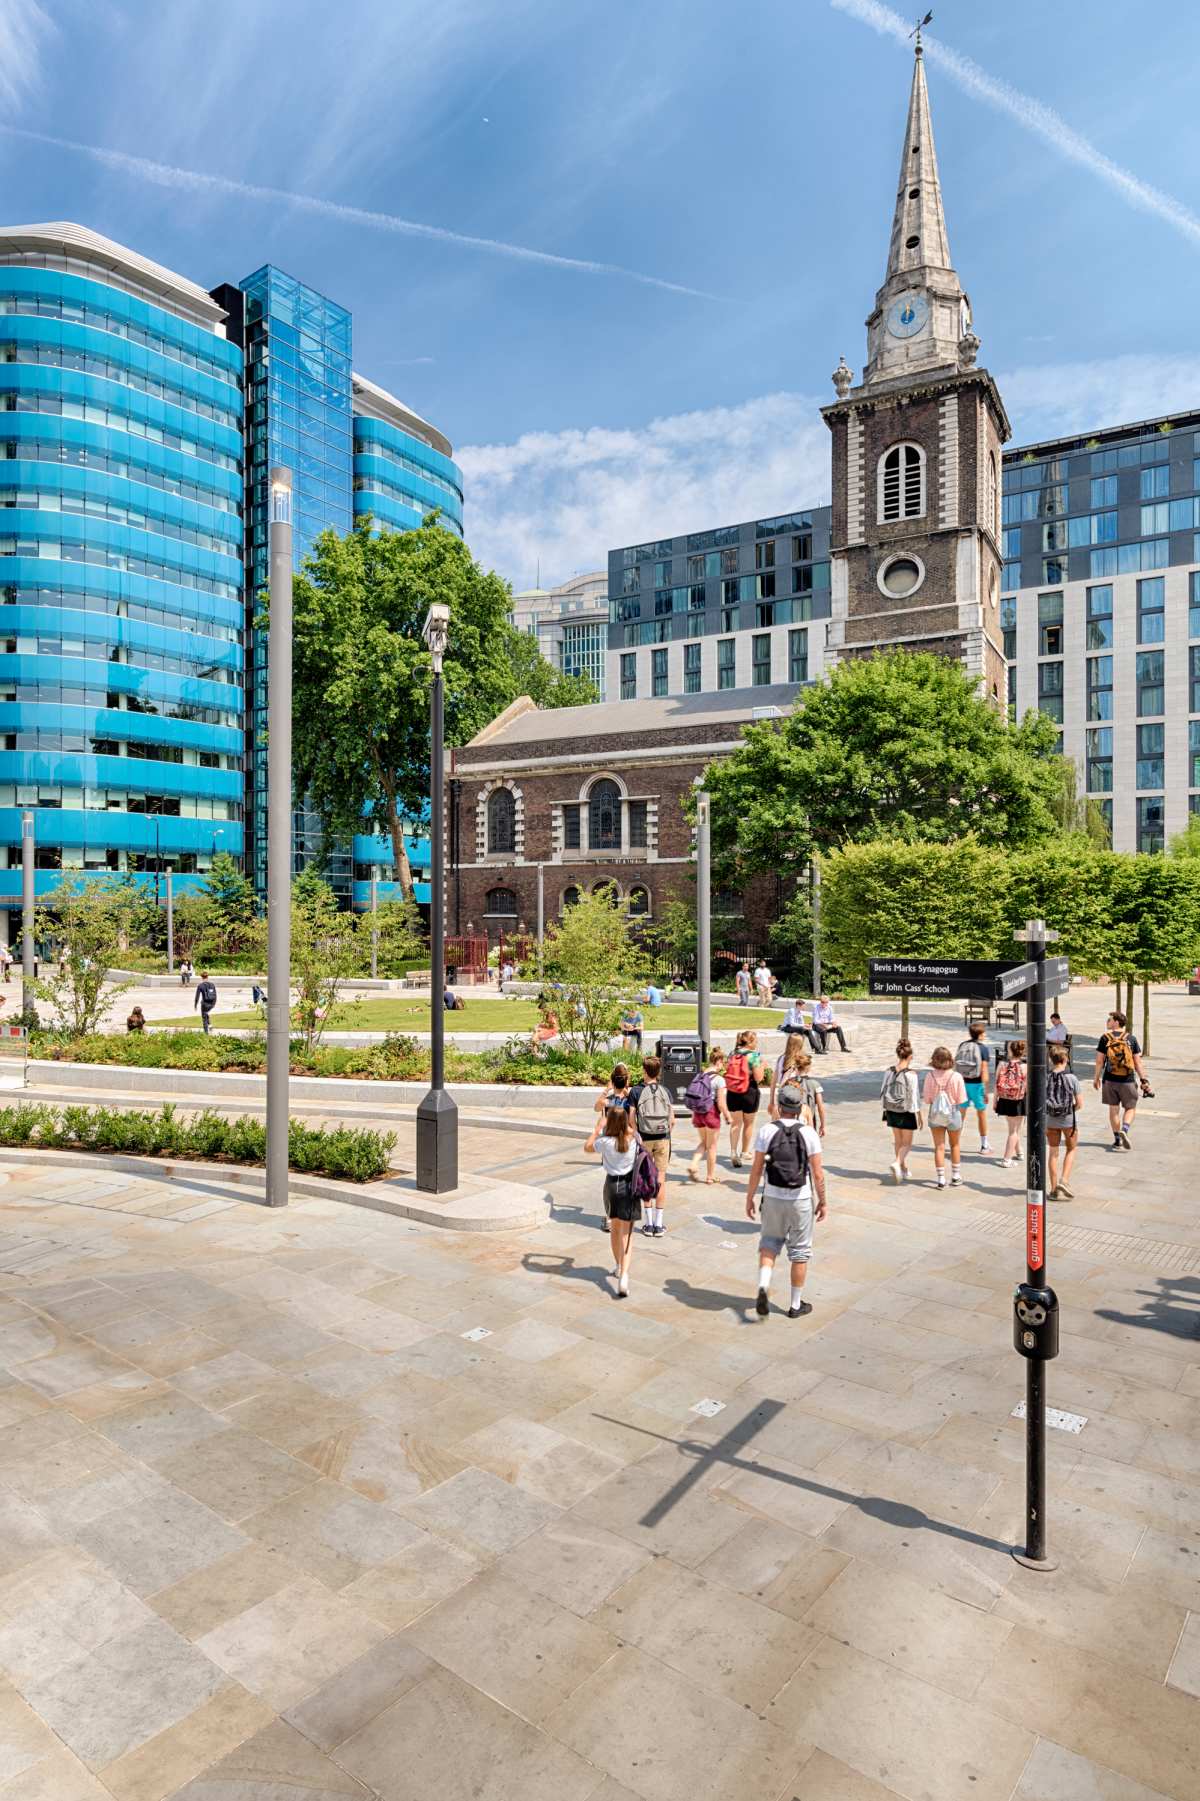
[{"xmin": 0, "ymin": 986, "xmax": 1193, "ymax": 1799}]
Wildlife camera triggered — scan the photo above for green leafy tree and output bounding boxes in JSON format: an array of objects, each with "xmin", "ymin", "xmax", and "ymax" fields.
[
  {"xmin": 170, "ymin": 892, "xmax": 215, "ymax": 965},
  {"xmin": 1047, "ymin": 759, "xmax": 1111, "ymax": 848},
  {"xmin": 31, "ymin": 880, "xmax": 134, "ymax": 1035},
  {"xmin": 287, "ymin": 516, "xmax": 587, "ymax": 900},
  {"xmin": 1111, "ymin": 854, "xmax": 1200, "ymax": 1052},
  {"xmin": 199, "ymin": 852, "xmax": 258, "ymax": 957},
  {"xmin": 1003, "ymin": 842, "xmax": 1125, "ymax": 980},
  {"xmin": 1168, "ymin": 814, "xmax": 1200, "ymax": 860},
  {"xmin": 503, "ymin": 628, "xmax": 598, "ymax": 708},
  {"xmin": 536, "ymin": 886, "xmax": 652, "ymax": 1056},
  {"xmin": 286, "ymin": 875, "xmax": 364, "ymax": 1053},
  {"xmin": 368, "ymin": 897, "xmax": 427, "ymax": 976},
  {"xmin": 650, "ymin": 896, "xmax": 697, "ymax": 980},
  {"xmin": 700, "ymin": 650, "xmax": 1065, "ymax": 880}
]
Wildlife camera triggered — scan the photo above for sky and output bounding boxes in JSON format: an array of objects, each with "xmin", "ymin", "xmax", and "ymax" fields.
[{"xmin": 4, "ymin": 0, "xmax": 1200, "ymax": 591}]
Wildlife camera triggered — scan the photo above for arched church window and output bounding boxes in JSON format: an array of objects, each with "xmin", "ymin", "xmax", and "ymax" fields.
[
  {"xmin": 878, "ymin": 442, "xmax": 925, "ymax": 523},
  {"xmin": 588, "ymin": 778, "xmax": 622, "ymax": 851},
  {"xmin": 487, "ymin": 787, "xmax": 516, "ymax": 854},
  {"xmin": 987, "ymin": 452, "xmax": 999, "ymax": 538},
  {"xmin": 628, "ymin": 885, "xmax": 650, "ymax": 917},
  {"xmin": 485, "ymin": 887, "xmax": 517, "ymax": 916}
]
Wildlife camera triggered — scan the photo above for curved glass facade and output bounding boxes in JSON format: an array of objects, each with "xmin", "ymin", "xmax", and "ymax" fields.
[
  {"xmin": 0, "ymin": 247, "xmax": 244, "ymax": 915},
  {"xmin": 353, "ymin": 414, "xmax": 463, "ymax": 537}
]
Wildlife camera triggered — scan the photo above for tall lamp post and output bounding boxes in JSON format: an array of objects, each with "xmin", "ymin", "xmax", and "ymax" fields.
[
  {"xmin": 696, "ymin": 789, "xmax": 712, "ymax": 1056},
  {"xmin": 265, "ymin": 467, "xmax": 292, "ymax": 1210},
  {"xmin": 20, "ymin": 810, "xmax": 34, "ymax": 1025},
  {"xmin": 416, "ymin": 602, "xmax": 458, "ymax": 1193}
]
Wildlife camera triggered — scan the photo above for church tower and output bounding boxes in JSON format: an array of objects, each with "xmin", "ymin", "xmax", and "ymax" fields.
[{"xmin": 822, "ymin": 36, "xmax": 1009, "ymax": 704}]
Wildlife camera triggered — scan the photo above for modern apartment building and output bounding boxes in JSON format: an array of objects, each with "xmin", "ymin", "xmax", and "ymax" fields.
[
  {"xmin": 511, "ymin": 570, "xmax": 607, "ymax": 698},
  {"xmin": 1000, "ymin": 409, "xmax": 1200, "ymax": 853},
  {"xmin": 0, "ymin": 224, "xmax": 461, "ymax": 938},
  {"xmin": 604, "ymin": 509, "xmax": 832, "ymax": 702}
]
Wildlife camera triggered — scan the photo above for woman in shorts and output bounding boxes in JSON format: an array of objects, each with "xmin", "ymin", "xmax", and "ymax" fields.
[
  {"xmin": 584, "ymin": 1104, "xmax": 640, "ymax": 1298},
  {"xmin": 922, "ymin": 1046, "xmax": 967, "ymax": 1188},
  {"xmin": 1046, "ymin": 1041, "xmax": 1082, "ymax": 1200},
  {"xmin": 687, "ymin": 1047, "xmax": 728, "ymax": 1184},
  {"xmin": 769, "ymin": 1037, "xmax": 826, "ymax": 1134},
  {"xmin": 726, "ymin": 1029, "xmax": 764, "ymax": 1168},
  {"xmin": 880, "ymin": 1038, "xmax": 922, "ymax": 1182},
  {"xmin": 994, "ymin": 1039, "xmax": 1028, "ymax": 1168}
]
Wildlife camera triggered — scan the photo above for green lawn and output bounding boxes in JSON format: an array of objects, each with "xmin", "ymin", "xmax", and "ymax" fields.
[{"xmin": 154, "ymin": 996, "xmax": 792, "ymax": 1035}]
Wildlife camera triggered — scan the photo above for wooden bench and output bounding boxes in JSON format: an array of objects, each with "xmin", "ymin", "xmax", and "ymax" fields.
[{"xmin": 962, "ymin": 1000, "xmax": 991, "ymax": 1027}]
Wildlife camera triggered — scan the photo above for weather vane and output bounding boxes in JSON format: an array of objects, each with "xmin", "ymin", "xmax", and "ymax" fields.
[{"xmin": 910, "ymin": 10, "xmax": 933, "ymax": 52}]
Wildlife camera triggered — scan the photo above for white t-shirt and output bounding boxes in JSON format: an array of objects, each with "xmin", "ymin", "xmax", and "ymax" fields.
[
  {"xmin": 596, "ymin": 1135, "xmax": 636, "ymax": 1175},
  {"xmin": 754, "ymin": 1121, "xmax": 821, "ymax": 1202}
]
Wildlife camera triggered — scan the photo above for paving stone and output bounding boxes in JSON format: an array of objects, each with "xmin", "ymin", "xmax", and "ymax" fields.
[
  {"xmin": 170, "ymin": 1717, "xmax": 371, "ymax": 1798},
  {"xmin": 283, "ymin": 1634, "xmax": 435, "ymax": 1752},
  {"xmin": 196, "ymin": 1576, "xmax": 387, "ymax": 1713},
  {"xmin": 240, "ymin": 1480, "xmax": 426, "ymax": 1589},
  {"xmin": 397, "ymin": 1465, "xmax": 562, "ymax": 1560}
]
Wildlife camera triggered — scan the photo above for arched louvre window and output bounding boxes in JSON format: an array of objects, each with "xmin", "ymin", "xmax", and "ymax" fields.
[
  {"xmin": 588, "ymin": 778, "xmax": 621, "ymax": 850},
  {"xmin": 879, "ymin": 443, "xmax": 925, "ymax": 522},
  {"xmin": 561, "ymin": 885, "xmax": 580, "ymax": 911},
  {"xmin": 485, "ymin": 886, "xmax": 517, "ymax": 915},
  {"xmin": 628, "ymin": 885, "xmax": 650, "ymax": 916},
  {"xmin": 487, "ymin": 787, "xmax": 515, "ymax": 854},
  {"xmin": 987, "ymin": 451, "xmax": 999, "ymax": 537}
]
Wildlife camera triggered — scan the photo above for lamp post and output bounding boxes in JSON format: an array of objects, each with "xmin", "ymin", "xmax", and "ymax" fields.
[
  {"xmin": 370, "ymin": 869, "xmax": 378, "ymax": 980},
  {"xmin": 416, "ymin": 602, "xmax": 458, "ymax": 1193},
  {"xmin": 265, "ymin": 467, "xmax": 292, "ymax": 1209},
  {"xmin": 696, "ymin": 790, "xmax": 712, "ymax": 1056},
  {"xmin": 165, "ymin": 867, "xmax": 174, "ymax": 976},
  {"xmin": 20, "ymin": 810, "xmax": 34, "ymax": 1025}
]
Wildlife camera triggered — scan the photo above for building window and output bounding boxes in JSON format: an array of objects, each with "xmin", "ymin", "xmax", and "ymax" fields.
[
  {"xmin": 1190, "ymin": 718, "xmax": 1200, "ymax": 788},
  {"xmin": 987, "ymin": 452, "xmax": 998, "ymax": 537},
  {"xmin": 717, "ymin": 638, "xmax": 736, "ymax": 690},
  {"xmin": 1136, "ymin": 722, "xmax": 1165, "ymax": 791},
  {"xmin": 751, "ymin": 635, "xmax": 772, "ymax": 686},
  {"xmin": 683, "ymin": 641, "xmax": 701, "ymax": 694},
  {"xmin": 1000, "ymin": 594, "xmax": 1017, "ymax": 661},
  {"xmin": 1137, "ymin": 576, "xmax": 1165, "ymax": 645},
  {"xmin": 1087, "ymin": 654, "xmax": 1113, "ymax": 721},
  {"xmin": 562, "ymin": 803, "xmax": 580, "ymax": 850},
  {"xmin": 788, "ymin": 628, "xmax": 808, "ymax": 683},
  {"xmin": 1043, "ymin": 557, "xmax": 1068, "ymax": 586},
  {"xmin": 1137, "ymin": 795, "xmax": 1165, "ymax": 855},
  {"xmin": 1086, "ymin": 583, "xmax": 1113, "ymax": 650},
  {"xmin": 1091, "ymin": 475, "xmax": 1117, "ymax": 507},
  {"xmin": 792, "ymin": 565, "xmax": 813, "ymax": 595},
  {"xmin": 620, "ymin": 652, "xmax": 636, "ymax": 700},
  {"xmin": 755, "ymin": 541, "xmax": 775, "ymax": 569},
  {"xmin": 1139, "ymin": 463, "xmax": 1170, "ymax": 500},
  {"xmin": 651, "ymin": 647, "xmax": 668, "ymax": 697},
  {"xmin": 487, "ymin": 787, "xmax": 516, "ymax": 854},
  {"xmin": 1086, "ymin": 727, "xmax": 1112, "ymax": 793},
  {"xmin": 1007, "ymin": 663, "xmax": 1017, "ymax": 716},
  {"xmin": 1136, "ymin": 650, "xmax": 1165, "ymax": 717},
  {"xmin": 792, "ymin": 533, "xmax": 812, "ymax": 563},
  {"xmin": 1038, "ymin": 591, "xmax": 1063, "ymax": 656},
  {"xmin": 1037, "ymin": 660, "xmax": 1064, "ymax": 723},
  {"xmin": 628, "ymin": 884, "xmax": 650, "ymax": 916},
  {"xmin": 628, "ymin": 801, "xmax": 648, "ymax": 849},
  {"xmin": 878, "ymin": 442, "xmax": 925, "ymax": 522},
  {"xmin": 561, "ymin": 885, "xmax": 580, "ymax": 910},
  {"xmin": 1039, "ymin": 483, "xmax": 1068, "ymax": 517},
  {"xmin": 1192, "ymin": 645, "xmax": 1200, "ymax": 712},
  {"xmin": 485, "ymin": 886, "xmax": 517, "ymax": 916},
  {"xmin": 588, "ymin": 778, "xmax": 622, "ymax": 851},
  {"xmin": 1190, "ymin": 570, "xmax": 1200, "ymax": 640}
]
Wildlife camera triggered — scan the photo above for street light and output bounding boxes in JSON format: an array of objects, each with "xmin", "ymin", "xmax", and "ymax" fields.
[
  {"xmin": 416, "ymin": 602, "xmax": 458, "ymax": 1193},
  {"xmin": 265, "ymin": 467, "xmax": 292, "ymax": 1209}
]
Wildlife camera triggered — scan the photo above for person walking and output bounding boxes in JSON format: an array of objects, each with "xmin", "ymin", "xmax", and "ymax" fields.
[
  {"xmin": 922, "ymin": 1047, "xmax": 967, "ymax": 1187},
  {"xmin": 0, "ymin": 943, "xmax": 11, "ymax": 983},
  {"xmin": 1046, "ymin": 1042, "xmax": 1082, "ymax": 1200},
  {"xmin": 809, "ymin": 995, "xmax": 849, "ymax": 1053},
  {"xmin": 685, "ymin": 1047, "xmax": 728, "ymax": 1184},
  {"xmin": 584, "ymin": 1105, "xmax": 640, "ymax": 1298},
  {"xmin": 954, "ymin": 1022, "xmax": 993, "ymax": 1154},
  {"xmin": 593, "ymin": 1062, "xmax": 633, "ymax": 1128},
  {"xmin": 994, "ymin": 1038, "xmax": 1028, "ymax": 1168},
  {"xmin": 1093, "ymin": 1009, "xmax": 1145, "ymax": 1150},
  {"xmin": 193, "ymin": 970, "xmax": 218, "ymax": 1036},
  {"xmin": 745, "ymin": 1081, "xmax": 827, "ymax": 1319},
  {"xmin": 736, "ymin": 964, "xmax": 752, "ymax": 1007},
  {"xmin": 725, "ymin": 1029, "xmax": 764, "ymax": 1168},
  {"xmin": 500, "ymin": 958, "xmax": 514, "ymax": 988},
  {"xmin": 880, "ymin": 1038, "xmax": 922, "ymax": 1182},
  {"xmin": 769, "ymin": 1037, "xmax": 826, "ymax": 1135},
  {"xmin": 754, "ymin": 961, "xmax": 774, "ymax": 1007},
  {"xmin": 630, "ymin": 1053, "xmax": 673, "ymax": 1236}
]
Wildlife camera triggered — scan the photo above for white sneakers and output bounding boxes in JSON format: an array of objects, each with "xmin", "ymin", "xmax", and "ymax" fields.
[
  {"xmin": 936, "ymin": 1171, "xmax": 947, "ymax": 1188},
  {"xmin": 890, "ymin": 1160, "xmax": 902, "ymax": 1184}
]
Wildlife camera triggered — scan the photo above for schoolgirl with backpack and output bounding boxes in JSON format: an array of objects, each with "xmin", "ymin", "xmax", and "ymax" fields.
[
  {"xmin": 726, "ymin": 1029, "xmax": 764, "ymax": 1169},
  {"xmin": 584, "ymin": 1103, "xmax": 657, "ymax": 1298},
  {"xmin": 880, "ymin": 1038, "xmax": 922, "ymax": 1183},
  {"xmin": 921, "ymin": 1047, "xmax": 968, "ymax": 1188},
  {"xmin": 685, "ymin": 1047, "xmax": 728, "ymax": 1184},
  {"xmin": 993, "ymin": 1038, "xmax": 1028, "ymax": 1168}
]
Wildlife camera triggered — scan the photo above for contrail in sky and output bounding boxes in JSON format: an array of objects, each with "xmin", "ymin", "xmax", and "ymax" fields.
[
  {"xmin": 831, "ymin": 0, "xmax": 1200, "ymax": 249},
  {"xmin": 0, "ymin": 124, "xmax": 724, "ymax": 300}
]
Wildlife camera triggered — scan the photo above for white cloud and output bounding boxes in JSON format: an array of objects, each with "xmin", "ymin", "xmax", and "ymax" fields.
[
  {"xmin": 460, "ymin": 355, "xmax": 1200, "ymax": 589},
  {"xmin": 0, "ymin": 0, "xmax": 53, "ymax": 110},
  {"xmin": 832, "ymin": 0, "xmax": 1200, "ymax": 250}
]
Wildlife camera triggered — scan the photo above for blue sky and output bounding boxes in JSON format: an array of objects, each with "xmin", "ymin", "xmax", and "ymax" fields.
[{"xmin": 4, "ymin": 0, "xmax": 1200, "ymax": 590}]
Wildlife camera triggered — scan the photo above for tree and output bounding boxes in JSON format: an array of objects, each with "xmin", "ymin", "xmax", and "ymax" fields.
[
  {"xmin": 536, "ymin": 886, "xmax": 652, "ymax": 1056},
  {"xmin": 199, "ymin": 852, "xmax": 257, "ymax": 957},
  {"xmin": 170, "ymin": 892, "xmax": 214, "ymax": 965},
  {"xmin": 287, "ymin": 875, "xmax": 363, "ymax": 1053},
  {"xmin": 1047, "ymin": 759, "xmax": 1111, "ymax": 848},
  {"xmin": 700, "ymin": 650, "xmax": 1065, "ymax": 881},
  {"xmin": 1004, "ymin": 842, "xmax": 1125, "ymax": 980},
  {"xmin": 503, "ymin": 629, "xmax": 598, "ymax": 709},
  {"xmin": 369, "ymin": 897, "xmax": 427, "ymax": 976},
  {"xmin": 1111, "ymin": 854, "xmax": 1200, "ymax": 1053},
  {"xmin": 821, "ymin": 839, "xmax": 1009, "ymax": 1035},
  {"xmin": 288, "ymin": 516, "xmax": 588, "ymax": 900},
  {"xmin": 31, "ymin": 880, "xmax": 134, "ymax": 1035},
  {"xmin": 1169, "ymin": 814, "xmax": 1200, "ymax": 860}
]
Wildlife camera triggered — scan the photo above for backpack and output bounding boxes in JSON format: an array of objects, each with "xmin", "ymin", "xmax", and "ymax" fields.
[
  {"xmin": 1047, "ymin": 1069, "xmax": 1075, "ymax": 1117},
  {"xmin": 684, "ymin": 1071, "xmax": 716, "ymax": 1114},
  {"xmin": 997, "ymin": 1059, "xmax": 1027, "ymax": 1101},
  {"xmin": 927, "ymin": 1081, "xmax": 960, "ymax": 1128},
  {"xmin": 635, "ymin": 1081, "xmax": 672, "ymax": 1139},
  {"xmin": 881, "ymin": 1066, "xmax": 914, "ymax": 1112},
  {"xmin": 631, "ymin": 1146, "xmax": 660, "ymax": 1202},
  {"xmin": 954, "ymin": 1039, "xmax": 983, "ymax": 1081},
  {"xmin": 1104, "ymin": 1031, "xmax": 1136, "ymax": 1081},
  {"xmin": 725, "ymin": 1052, "xmax": 751, "ymax": 1094},
  {"xmin": 764, "ymin": 1122, "xmax": 810, "ymax": 1191},
  {"xmin": 198, "ymin": 980, "xmax": 218, "ymax": 1010}
]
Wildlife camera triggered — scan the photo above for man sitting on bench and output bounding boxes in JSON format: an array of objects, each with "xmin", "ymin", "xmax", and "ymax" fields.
[{"xmin": 809, "ymin": 994, "xmax": 848, "ymax": 1053}]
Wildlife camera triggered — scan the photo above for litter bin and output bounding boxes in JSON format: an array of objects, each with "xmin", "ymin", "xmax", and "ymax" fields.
[{"xmin": 656, "ymin": 1032, "xmax": 705, "ymax": 1113}]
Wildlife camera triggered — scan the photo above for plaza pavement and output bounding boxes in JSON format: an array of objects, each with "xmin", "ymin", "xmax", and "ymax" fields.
[{"xmin": 0, "ymin": 987, "xmax": 1196, "ymax": 1799}]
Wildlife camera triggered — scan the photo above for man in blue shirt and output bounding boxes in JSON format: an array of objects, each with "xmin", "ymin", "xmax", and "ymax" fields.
[{"xmin": 644, "ymin": 984, "xmax": 664, "ymax": 1008}]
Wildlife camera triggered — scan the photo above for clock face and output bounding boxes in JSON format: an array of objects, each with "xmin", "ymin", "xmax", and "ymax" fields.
[{"xmin": 887, "ymin": 292, "xmax": 930, "ymax": 339}]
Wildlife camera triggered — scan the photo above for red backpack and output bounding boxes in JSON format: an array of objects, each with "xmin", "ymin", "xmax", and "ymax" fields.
[
  {"xmin": 725, "ymin": 1052, "xmax": 751, "ymax": 1094},
  {"xmin": 997, "ymin": 1059, "xmax": 1027, "ymax": 1101}
]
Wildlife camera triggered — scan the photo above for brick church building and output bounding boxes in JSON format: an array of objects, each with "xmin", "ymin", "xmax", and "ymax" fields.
[{"xmin": 449, "ymin": 39, "xmax": 1008, "ymax": 942}]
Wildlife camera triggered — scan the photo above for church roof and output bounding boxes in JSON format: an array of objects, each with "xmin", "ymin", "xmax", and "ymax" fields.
[{"xmin": 883, "ymin": 46, "xmax": 954, "ymax": 287}]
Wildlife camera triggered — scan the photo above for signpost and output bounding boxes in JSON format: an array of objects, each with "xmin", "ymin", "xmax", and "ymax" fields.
[{"xmin": 868, "ymin": 957, "xmax": 1021, "ymax": 1000}]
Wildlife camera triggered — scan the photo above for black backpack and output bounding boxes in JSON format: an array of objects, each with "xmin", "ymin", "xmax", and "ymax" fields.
[
  {"xmin": 198, "ymin": 980, "xmax": 218, "ymax": 1009},
  {"xmin": 765, "ymin": 1122, "xmax": 810, "ymax": 1190},
  {"xmin": 1047, "ymin": 1069, "xmax": 1075, "ymax": 1117}
]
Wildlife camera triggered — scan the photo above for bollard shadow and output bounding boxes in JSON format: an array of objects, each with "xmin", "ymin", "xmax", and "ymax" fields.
[
  {"xmin": 662, "ymin": 1277, "xmax": 755, "ymax": 1319},
  {"xmin": 521, "ymin": 1252, "xmax": 612, "ymax": 1293},
  {"xmin": 596, "ymin": 1399, "xmax": 1012, "ymax": 1554},
  {"xmin": 1095, "ymin": 1275, "xmax": 1200, "ymax": 1343}
]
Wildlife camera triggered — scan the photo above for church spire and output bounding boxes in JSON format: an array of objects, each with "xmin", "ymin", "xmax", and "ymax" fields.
[{"xmin": 884, "ymin": 42, "xmax": 953, "ymax": 285}]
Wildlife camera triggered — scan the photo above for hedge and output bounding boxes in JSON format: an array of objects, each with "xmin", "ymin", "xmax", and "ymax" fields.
[{"xmin": 0, "ymin": 1102, "xmax": 395, "ymax": 1182}]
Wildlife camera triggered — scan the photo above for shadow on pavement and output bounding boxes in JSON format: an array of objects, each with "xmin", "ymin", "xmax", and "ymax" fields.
[{"xmin": 1095, "ymin": 1275, "xmax": 1200, "ymax": 1342}]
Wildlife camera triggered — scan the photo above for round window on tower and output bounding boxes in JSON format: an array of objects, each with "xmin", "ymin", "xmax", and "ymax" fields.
[
  {"xmin": 877, "ymin": 554, "xmax": 926, "ymax": 600},
  {"xmin": 905, "ymin": 235, "xmax": 920, "ymax": 249}
]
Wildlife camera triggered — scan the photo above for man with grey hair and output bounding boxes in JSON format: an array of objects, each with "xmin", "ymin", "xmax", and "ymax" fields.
[{"xmin": 745, "ymin": 1081, "xmax": 826, "ymax": 1318}]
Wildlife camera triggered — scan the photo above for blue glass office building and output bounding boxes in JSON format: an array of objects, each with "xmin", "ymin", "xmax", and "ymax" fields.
[{"xmin": 0, "ymin": 225, "xmax": 461, "ymax": 937}]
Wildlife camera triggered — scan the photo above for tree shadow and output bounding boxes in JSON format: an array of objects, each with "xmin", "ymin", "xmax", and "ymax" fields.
[{"xmin": 1095, "ymin": 1275, "xmax": 1200, "ymax": 1343}]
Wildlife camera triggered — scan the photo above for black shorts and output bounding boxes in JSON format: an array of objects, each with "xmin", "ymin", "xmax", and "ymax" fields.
[
  {"xmin": 883, "ymin": 1110, "xmax": 918, "ymax": 1130},
  {"xmin": 726, "ymin": 1087, "xmax": 761, "ymax": 1114},
  {"xmin": 994, "ymin": 1098, "xmax": 1027, "ymax": 1117},
  {"xmin": 603, "ymin": 1174, "xmax": 641, "ymax": 1222}
]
